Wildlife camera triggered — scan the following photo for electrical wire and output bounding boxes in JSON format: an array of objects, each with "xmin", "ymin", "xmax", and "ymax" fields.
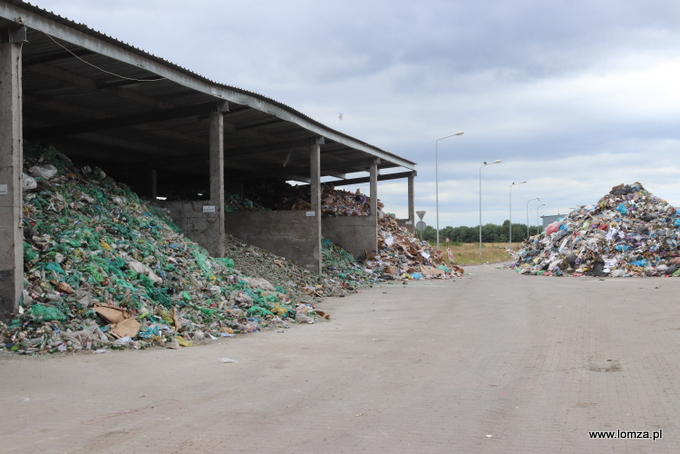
[{"xmin": 36, "ymin": 27, "xmax": 167, "ymax": 83}]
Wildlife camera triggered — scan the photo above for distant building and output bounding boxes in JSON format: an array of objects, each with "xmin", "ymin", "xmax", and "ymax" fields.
[{"xmin": 541, "ymin": 214, "xmax": 567, "ymax": 229}]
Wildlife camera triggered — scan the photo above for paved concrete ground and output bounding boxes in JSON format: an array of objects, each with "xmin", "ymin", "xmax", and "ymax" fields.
[{"xmin": 2, "ymin": 264, "xmax": 680, "ymax": 453}]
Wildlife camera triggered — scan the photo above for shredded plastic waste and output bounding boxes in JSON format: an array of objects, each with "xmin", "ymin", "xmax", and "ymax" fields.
[{"xmin": 0, "ymin": 145, "xmax": 331, "ymax": 355}]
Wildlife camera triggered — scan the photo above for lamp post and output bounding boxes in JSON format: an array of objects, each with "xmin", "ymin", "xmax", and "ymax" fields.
[
  {"xmin": 509, "ymin": 180, "xmax": 527, "ymax": 249},
  {"xmin": 536, "ymin": 203, "xmax": 546, "ymax": 234},
  {"xmin": 435, "ymin": 131, "xmax": 464, "ymax": 251},
  {"xmin": 479, "ymin": 160, "xmax": 502, "ymax": 258},
  {"xmin": 526, "ymin": 197, "xmax": 540, "ymax": 239}
]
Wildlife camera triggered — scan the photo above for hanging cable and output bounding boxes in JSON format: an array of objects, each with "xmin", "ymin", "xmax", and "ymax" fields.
[{"xmin": 36, "ymin": 27, "xmax": 167, "ymax": 83}]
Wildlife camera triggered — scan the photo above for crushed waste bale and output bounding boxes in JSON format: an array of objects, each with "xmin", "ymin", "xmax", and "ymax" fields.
[
  {"xmin": 511, "ymin": 182, "xmax": 680, "ymax": 277},
  {"xmin": 0, "ymin": 145, "xmax": 331, "ymax": 355}
]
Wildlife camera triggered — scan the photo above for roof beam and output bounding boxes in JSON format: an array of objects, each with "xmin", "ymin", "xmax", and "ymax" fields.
[
  {"xmin": 320, "ymin": 171, "xmax": 418, "ymax": 187},
  {"xmin": 23, "ymin": 48, "xmax": 97, "ymax": 66},
  {"xmin": 234, "ymin": 117, "xmax": 285, "ymax": 132},
  {"xmin": 26, "ymin": 101, "xmax": 228, "ymax": 139},
  {"xmin": 139, "ymin": 136, "xmax": 323, "ymax": 169},
  {"xmin": 25, "ymin": 63, "xmax": 179, "ymax": 109},
  {"xmin": 23, "ymin": 94, "xmax": 210, "ymax": 150}
]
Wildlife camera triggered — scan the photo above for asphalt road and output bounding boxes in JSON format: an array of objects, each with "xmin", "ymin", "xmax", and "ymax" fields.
[{"xmin": 2, "ymin": 264, "xmax": 680, "ymax": 453}]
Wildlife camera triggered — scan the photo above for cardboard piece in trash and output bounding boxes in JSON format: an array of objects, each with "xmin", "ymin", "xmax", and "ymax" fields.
[
  {"xmin": 94, "ymin": 303, "xmax": 141, "ymax": 338},
  {"xmin": 94, "ymin": 303, "xmax": 130, "ymax": 324},
  {"xmin": 110, "ymin": 318, "xmax": 141, "ymax": 338},
  {"xmin": 421, "ymin": 266, "xmax": 445, "ymax": 276}
]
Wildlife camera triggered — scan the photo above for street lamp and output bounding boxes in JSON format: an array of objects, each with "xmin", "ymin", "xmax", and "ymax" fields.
[
  {"xmin": 479, "ymin": 160, "xmax": 502, "ymax": 258},
  {"xmin": 536, "ymin": 203, "xmax": 546, "ymax": 234},
  {"xmin": 435, "ymin": 131, "xmax": 464, "ymax": 251},
  {"xmin": 509, "ymin": 180, "xmax": 527, "ymax": 249},
  {"xmin": 526, "ymin": 197, "xmax": 540, "ymax": 239}
]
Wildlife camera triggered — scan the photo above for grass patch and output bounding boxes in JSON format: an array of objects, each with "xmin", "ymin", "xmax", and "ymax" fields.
[{"xmin": 433, "ymin": 242, "xmax": 519, "ymax": 266}]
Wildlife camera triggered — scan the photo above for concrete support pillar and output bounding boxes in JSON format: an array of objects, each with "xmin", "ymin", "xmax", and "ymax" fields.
[
  {"xmin": 309, "ymin": 140, "xmax": 322, "ymax": 273},
  {"xmin": 151, "ymin": 169, "xmax": 158, "ymax": 200},
  {"xmin": 369, "ymin": 159, "xmax": 379, "ymax": 253},
  {"xmin": 407, "ymin": 171, "xmax": 416, "ymax": 233},
  {"xmin": 0, "ymin": 35, "xmax": 25, "ymax": 320},
  {"xmin": 208, "ymin": 109, "xmax": 226, "ymax": 258},
  {"xmin": 369, "ymin": 159, "xmax": 379, "ymax": 216}
]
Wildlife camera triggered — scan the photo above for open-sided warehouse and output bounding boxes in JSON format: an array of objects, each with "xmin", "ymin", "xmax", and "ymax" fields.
[{"xmin": 0, "ymin": 0, "xmax": 417, "ymax": 319}]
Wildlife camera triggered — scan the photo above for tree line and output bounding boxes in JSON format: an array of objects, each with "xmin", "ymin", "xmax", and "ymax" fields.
[{"xmin": 419, "ymin": 221, "xmax": 543, "ymax": 244}]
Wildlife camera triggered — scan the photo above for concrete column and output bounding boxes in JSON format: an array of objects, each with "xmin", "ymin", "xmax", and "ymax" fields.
[
  {"xmin": 407, "ymin": 172, "xmax": 415, "ymax": 233},
  {"xmin": 151, "ymin": 169, "xmax": 158, "ymax": 200},
  {"xmin": 369, "ymin": 159, "xmax": 379, "ymax": 253},
  {"xmin": 369, "ymin": 159, "xmax": 379, "ymax": 216},
  {"xmin": 0, "ymin": 37, "xmax": 24, "ymax": 320},
  {"xmin": 208, "ymin": 109, "xmax": 225, "ymax": 257},
  {"xmin": 309, "ymin": 141, "xmax": 322, "ymax": 273}
]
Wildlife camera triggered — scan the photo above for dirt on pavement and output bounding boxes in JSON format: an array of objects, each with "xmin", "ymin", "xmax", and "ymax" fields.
[{"xmin": 2, "ymin": 264, "xmax": 680, "ymax": 453}]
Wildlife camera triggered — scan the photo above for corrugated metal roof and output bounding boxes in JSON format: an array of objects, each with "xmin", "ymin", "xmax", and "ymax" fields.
[{"xmin": 1, "ymin": 0, "xmax": 416, "ymax": 199}]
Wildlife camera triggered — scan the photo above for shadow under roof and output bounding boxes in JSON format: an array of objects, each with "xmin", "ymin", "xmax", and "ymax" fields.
[{"xmin": 1, "ymin": 0, "xmax": 416, "ymax": 197}]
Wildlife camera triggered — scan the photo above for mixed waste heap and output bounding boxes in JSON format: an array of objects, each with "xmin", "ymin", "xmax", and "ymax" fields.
[
  {"xmin": 1, "ymin": 145, "xmax": 458, "ymax": 355},
  {"xmin": 367, "ymin": 214, "xmax": 464, "ymax": 279},
  {"xmin": 512, "ymin": 183, "xmax": 680, "ymax": 277},
  {"xmin": 227, "ymin": 180, "xmax": 461, "ymax": 280},
  {"xmin": 7, "ymin": 145, "xmax": 325, "ymax": 355}
]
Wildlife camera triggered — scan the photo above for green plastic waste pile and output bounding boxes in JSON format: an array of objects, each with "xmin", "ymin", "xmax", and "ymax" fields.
[
  {"xmin": 224, "ymin": 193, "xmax": 269, "ymax": 212},
  {"xmin": 321, "ymin": 239, "xmax": 376, "ymax": 290},
  {"xmin": 1, "ymin": 145, "xmax": 322, "ymax": 355},
  {"xmin": 224, "ymin": 235, "xmax": 376, "ymax": 303}
]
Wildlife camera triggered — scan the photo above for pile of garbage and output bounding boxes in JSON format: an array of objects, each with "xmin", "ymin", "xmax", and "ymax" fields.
[
  {"xmin": 242, "ymin": 181, "xmax": 371, "ymax": 217},
  {"xmin": 1, "ymin": 145, "xmax": 330, "ymax": 355},
  {"xmin": 512, "ymin": 182, "xmax": 680, "ymax": 277},
  {"xmin": 2, "ymin": 144, "xmax": 464, "ymax": 355},
  {"xmin": 366, "ymin": 214, "xmax": 464, "ymax": 279},
  {"xmin": 224, "ymin": 193, "xmax": 269, "ymax": 212},
  {"xmin": 224, "ymin": 234, "xmax": 376, "ymax": 302},
  {"xmin": 236, "ymin": 180, "xmax": 464, "ymax": 280}
]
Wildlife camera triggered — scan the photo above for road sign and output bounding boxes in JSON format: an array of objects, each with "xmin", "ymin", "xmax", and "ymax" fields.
[
  {"xmin": 416, "ymin": 211, "xmax": 426, "ymax": 220},
  {"xmin": 416, "ymin": 221, "xmax": 427, "ymax": 232}
]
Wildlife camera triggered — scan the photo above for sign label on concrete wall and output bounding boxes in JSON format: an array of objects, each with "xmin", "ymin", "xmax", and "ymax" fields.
[
  {"xmin": 0, "ymin": 184, "xmax": 7, "ymax": 195},
  {"xmin": 305, "ymin": 211, "xmax": 315, "ymax": 217},
  {"xmin": 202, "ymin": 205, "xmax": 216, "ymax": 213}
]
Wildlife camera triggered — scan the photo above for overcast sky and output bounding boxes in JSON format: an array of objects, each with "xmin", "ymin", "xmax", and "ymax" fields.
[{"xmin": 34, "ymin": 0, "xmax": 680, "ymax": 229}]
